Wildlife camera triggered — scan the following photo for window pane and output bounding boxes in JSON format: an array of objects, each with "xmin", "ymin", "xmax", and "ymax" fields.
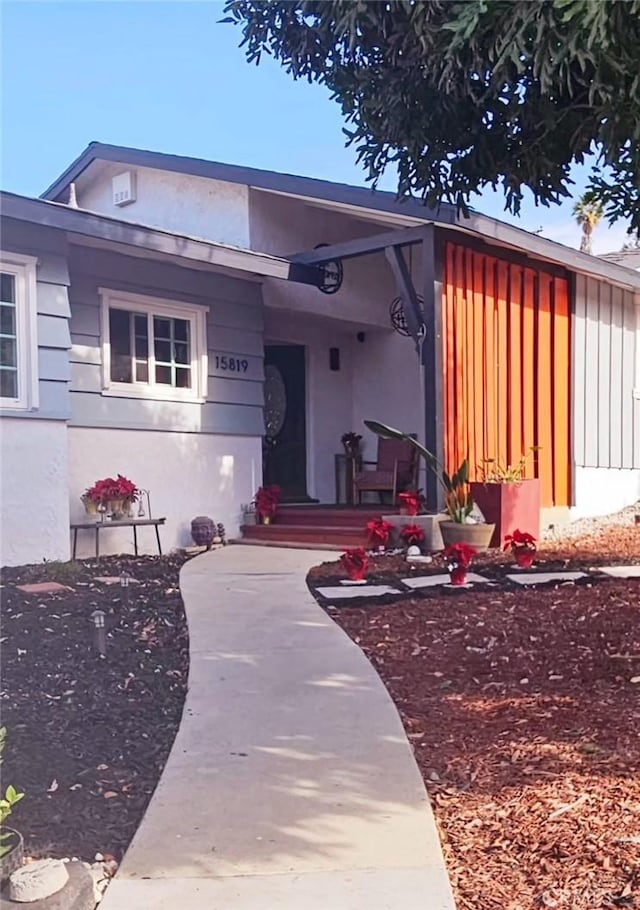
[
  {"xmin": 155, "ymin": 364, "xmax": 172, "ymax": 385},
  {"xmin": 154, "ymin": 317, "xmax": 171, "ymax": 339},
  {"xmin": 174, "ymin": 319, "xmax": 189, "ymax": 342},
  {"xmin": 135, "ymin": 360, "xmax": 148, "ymax": 382},
  {"xmin": 134, "ymin": 314, "xmax": 147, "ymax": 335},
  {"xmin": 0, "ymin": 337, "xmax": 17, "ymax": 368},
  {"xmin": 109, "ymin": 308, "xmax": 132, "ymax": 383},
  {"xmin": 174, "ymin": 341, "xmax": 189, "ymax": 364},
  {"xmin": 175, "ymin": 367, "xmax": 192, "ymax": 389},
  {"xmin": 155, "ymin": 339, "xmax": 171, "ymax": 363},
  {"xmin": 0, "ymin": 304, "xmax": 16, "ymax": 336},
  {"xmin": 0, "ymin": 274, "xmax": 15, "ymax": 304},
  {"xmin": 0, "ymin": 369, "xmax": 17, "ymax": 398}
]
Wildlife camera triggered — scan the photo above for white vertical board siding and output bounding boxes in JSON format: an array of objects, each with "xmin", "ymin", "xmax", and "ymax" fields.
[
  {"xmin": 67, "ymin": 246, "xmax": 264, "ymax": 435},
  {"xmin": 0, "ymin": 219, "xmax": 71, "ymax": 421},
  {"xmin": 573, "ymin": 275, "xmax": 639, "ymax": 470}
]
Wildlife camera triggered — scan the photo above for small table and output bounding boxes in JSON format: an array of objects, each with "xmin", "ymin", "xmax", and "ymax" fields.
[
  {"xmin": 70, "ymin": 517, "xmax": 166, "ymax": 559},
  {"xmin": 334, "ymin": 453, "xmax": 363, "ymax": 505}
]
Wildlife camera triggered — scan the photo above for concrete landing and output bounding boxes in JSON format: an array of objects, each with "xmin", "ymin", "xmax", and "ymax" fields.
[{"xmin": 100, "ymin": 546, "xmax": 455, "ymax": 909}]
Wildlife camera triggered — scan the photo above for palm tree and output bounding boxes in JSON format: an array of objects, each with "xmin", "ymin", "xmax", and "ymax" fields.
[{"xmin": 573, "ymin": 194, "xmax": 604, "ymax": 255}]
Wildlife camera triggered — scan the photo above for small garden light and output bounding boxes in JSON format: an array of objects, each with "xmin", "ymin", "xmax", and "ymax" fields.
[{"xmin": 90, "ymin": 609, "xmax": 107, "ymax": 657}]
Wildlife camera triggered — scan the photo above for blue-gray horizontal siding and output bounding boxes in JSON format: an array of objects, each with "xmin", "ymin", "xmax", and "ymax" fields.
[
  {"xmin": 573, "ymin": 274, "xmax": 639, "ymax": 470},
  {"xmin": 67, "ymin": 246, "xmax": 264, "ymax": 435},
  {"xmin": 0, "ymin": 219, "xmax": 71, "ymax": 421}
]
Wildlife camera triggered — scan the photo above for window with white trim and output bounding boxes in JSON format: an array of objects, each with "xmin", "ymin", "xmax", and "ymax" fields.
[
  {"xmin": 100, "ymin": 289, "xmax": 207, "ymax": 401},
  {"xmin": 0, "ymin": 252, "xmax": 38, "ymax": 410}
]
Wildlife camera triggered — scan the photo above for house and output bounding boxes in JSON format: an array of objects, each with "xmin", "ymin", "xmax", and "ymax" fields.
[{"xmin": 1, "ymin": 142, "xmax": 638, "ymax": 564}]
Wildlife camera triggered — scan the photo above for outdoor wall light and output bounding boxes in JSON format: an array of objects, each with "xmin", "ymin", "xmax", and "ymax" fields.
[{"xmin": 91, "ymin": 609, "xmax": 107, "ymax": 658}]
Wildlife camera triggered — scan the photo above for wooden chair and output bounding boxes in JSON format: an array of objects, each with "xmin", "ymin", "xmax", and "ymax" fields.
[{"xmin": 353, "ymin": 437, "xmax": 418, "ymax": 505}]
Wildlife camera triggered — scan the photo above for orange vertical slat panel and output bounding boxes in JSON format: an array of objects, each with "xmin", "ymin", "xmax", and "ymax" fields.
[
  {"xmin": 508, "ymin": 265, "xmax": 523, "ymax": 466},
  {"xmin": 444, "ymin": 243, "xmax": 456, "ymax": 473},
  {"xmin": 483, "ymin": 257, "xmax": 497, "ymax": 461},
  {"xmin": 521, "ymin": 269, "xmax": 536, "ymax": 480},
  {"xmin": 537, "ymin": 273, "xmax": 554, "ymax": 505},
  {"xmin": 472, "ymin": 253, "xmax": 485, "ymax": 480},
  {"xmin": 453, "ymin": 243, "xmax": 467, "ymax": 471},
  {"xmin": 552, "ymin": 277, "xmax": 571, "ymax": 505},
  {"xmin": 496, "ymin": 260, "xmax": 509, "ymax": 470},
  {"xmin": 461, "ymin": 252, "xmax": 477, "ymax": 478}
]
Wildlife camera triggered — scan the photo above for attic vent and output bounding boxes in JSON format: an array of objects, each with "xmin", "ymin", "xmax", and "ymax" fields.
[{"xmin": 112, "ymin": 171, "xmax": 136, "ymax": 207}]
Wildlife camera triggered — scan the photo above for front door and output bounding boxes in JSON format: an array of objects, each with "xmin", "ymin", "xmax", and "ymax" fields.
[{"xmin": 263, "ymin": 344, "xmax": 308, "ymax": 501}]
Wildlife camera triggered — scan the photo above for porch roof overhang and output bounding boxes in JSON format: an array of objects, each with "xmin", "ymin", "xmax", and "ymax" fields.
[{"xmin": 0, "ymin": 192, "xmax": 322, "ymax": 286}]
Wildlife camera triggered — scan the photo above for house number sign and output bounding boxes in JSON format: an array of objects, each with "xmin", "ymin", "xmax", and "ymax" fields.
[{"xmin": 210, "ymin": 352, "xmax": 261, "ymax": 381}]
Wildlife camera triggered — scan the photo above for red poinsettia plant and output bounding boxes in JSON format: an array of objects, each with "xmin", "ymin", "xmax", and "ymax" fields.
[
  {"xmin": 397, "ymin": 490, "xmax": 424, "ymax": 516},
  {"xmin": 254, "ymin": 485, "xmax": 281, "ymax": 521},
  {"xmin": 400, "ymin": 524, "xmax": 425, "ymax": 548},
  {"xmin": 340, "ymin": 547, "xmax": 369, "ymax": 582},
  {"xmin": 366, "ymin": 518, "xmax": 394, "ymax": 549},
  {"xmin": 503, "ymin": 529, "xmax": 537, "ymax": 569},
  {"xmin": 443, "ymin": 542, "xmax": 477, "ymax": 586},
  {"xmin": 85, "ymin": 474, "xmax": 138, "ymax": 504}
]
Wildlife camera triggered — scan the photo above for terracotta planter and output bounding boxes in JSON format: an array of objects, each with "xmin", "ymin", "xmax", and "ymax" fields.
[
  {"xmin": 514, "ymin": 547, "xmax": 536, "ymax": 569},
  {"xmin": 470, "ymin": 479, "xmax": 540, "ymax": 548},
  {"xmin": 440, "ymin": 520, "xmax": 496, "ymax": 551},
  {"xmin": 449, "ymin": 566, "xmax": 468, "ymax": 586},
  {"xmin": 0, "ymin": 828, "xmax": 24, "ymax": 882}
]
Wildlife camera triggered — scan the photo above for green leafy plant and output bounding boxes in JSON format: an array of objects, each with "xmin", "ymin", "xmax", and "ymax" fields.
[
  {"xmin": 477, "ymin": 449, "xmax": 536, "ymax": 483},
  {"xmin": 364, "ymin": 420, "xmax": 473, "ymax": 523},
  {"xmin": 224, "ymin": 0, "xmax": 640, "ymax": 231},
  {"xmin": 0, "ymin": 727, "xmax": 24, "ymax": 858}
]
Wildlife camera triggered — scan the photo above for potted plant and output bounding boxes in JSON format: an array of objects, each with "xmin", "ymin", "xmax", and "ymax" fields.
[
  {"xmin": 470, "ymin": 452, "xmax": 540, "ymax": 548},
  {"xmin": 255, "ymin": 485, "xmax": 281, "ymax": 524},
  {"xmin": 83, "ymin": 474, "xmax": 139, "ymax": 519},
  {"xmin": 341, "ymin": 432, "xmax": 362, "ymax": 457},
  {"xmin": 397, "ymin": 490, "xmax": 424, "ymax": 516},
  {"xmin": 0, "ymin": 727, "xmax": 24, "ymax": 882},
  {"xmin": 444, "ymin": 542, "xmax": 477, "ymax": 586},
  {"xmin": 365, "ymin": 420, "xmax": 495, "ymax": 550},
  {"xmin": 400, "ymin": 524, "xmax": 425, "ymax": 549},
  {"xmin": 503, "ymin": 529, "xmax": 537, "ymax": 569},
  {"xmin": 340, "ymin": 547, "xmax": 369, "ymax": 582},
  {"xmin": 366, "ymin": 518, "xmax": 394, "ymax": 551}
]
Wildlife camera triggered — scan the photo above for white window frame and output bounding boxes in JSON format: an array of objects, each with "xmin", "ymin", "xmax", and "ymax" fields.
[
  {"xmin": 0, "ymin": 251, "xmax": 39, "ymax": 411},
  {"xmin": 99, "ymin": 288, "xmax": 208, "ymax": 403}
]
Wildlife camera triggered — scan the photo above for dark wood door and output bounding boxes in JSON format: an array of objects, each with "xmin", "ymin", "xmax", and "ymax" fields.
[{"xmin": 263, "ymin": 345, "xmax": 307, "ymax": 500}]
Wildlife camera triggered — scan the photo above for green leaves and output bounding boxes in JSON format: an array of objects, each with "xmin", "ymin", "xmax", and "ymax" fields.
[{"xmin": 224, "ymin": 0, "xmax": 640, "ymax": 230}]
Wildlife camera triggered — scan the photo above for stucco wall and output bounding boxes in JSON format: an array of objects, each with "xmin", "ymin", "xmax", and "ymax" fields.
[
  {"xmin": 571, "ymin": 466, "xmax": 640, "ymax": 519},
  {"xmin": 76, "ymin": 161, "xmax": 250, "ymax": 248},
  {"xmin": 68, "ymin": 427, "xmax": 262, "ymax": 557},
  {"xmin": 0, "ymin": 417, "xmax": 70, "ymax": 565}
]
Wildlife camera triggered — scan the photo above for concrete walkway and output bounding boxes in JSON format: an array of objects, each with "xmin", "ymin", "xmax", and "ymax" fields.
[{"xmin": 101, "ymin": 546, "xmax": 455, "ymax": 909}]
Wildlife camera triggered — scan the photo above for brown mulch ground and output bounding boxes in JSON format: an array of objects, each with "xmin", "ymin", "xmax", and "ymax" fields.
[
  {"xmin": 0, "ymin": 554, "xmax": 190, "ymax": 863},
  {"xmin": 310, "ymin": 526, "xmax": 640, "ymax": 910}
]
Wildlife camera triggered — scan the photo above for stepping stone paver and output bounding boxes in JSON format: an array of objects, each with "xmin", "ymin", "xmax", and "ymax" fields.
[
  {"xmin": 507, "ymin": 571, "xmax": 586, "ymax": 585},
  {"xmin": 316, "ymin": 584, "xmax": 400, "ymax": 600},
  {"xmin": 94, "ymin": 576, "xmax": 139, "ymax": 585},
  {"xmin": 16, "ymin": 582, "xmax": 73, "ymax": 594},
  {"xmin": 402, "ymin": 573, "xmax": 490, "ymax": 589},
  {"xmin": 599, "ymin": 565, "xmax": 640, "ymax": 579}
]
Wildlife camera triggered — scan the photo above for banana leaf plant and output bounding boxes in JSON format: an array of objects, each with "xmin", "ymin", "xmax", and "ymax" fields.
[{"xmin": 364, "ymin": 420, "xmax": 473, "ymax": 523}]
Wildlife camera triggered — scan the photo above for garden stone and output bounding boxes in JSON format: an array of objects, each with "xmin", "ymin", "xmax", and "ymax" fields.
[
  {"xmin": 507, "ymin": 571, "xmax": 586, "ymax": 585},
  {"xmin": 599, "ymin": 565, "xmax": 640, "ymax": 579},
  {"xmin": 9, "ymin": 860, "xmax": 68, "ymax": 902},
  {"xmin": 315, "ymin": 584, "xmax": 400, "ymax": 600},
  {"xmin": 0, "ymin": 862, "xmax": 93, "ymax": 910},
  {"xmin": 402, "ymin": 573, "xmax": 490, "ymax": 589},
  {"xmin": 15, "ymin": 583, "xmax": 73, "ymax": 595}
]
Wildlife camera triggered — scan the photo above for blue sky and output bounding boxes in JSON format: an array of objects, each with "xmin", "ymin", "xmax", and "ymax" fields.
[{"xmin": 1, "ymin": 0, "xmax": 629, "ymax": 254}]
